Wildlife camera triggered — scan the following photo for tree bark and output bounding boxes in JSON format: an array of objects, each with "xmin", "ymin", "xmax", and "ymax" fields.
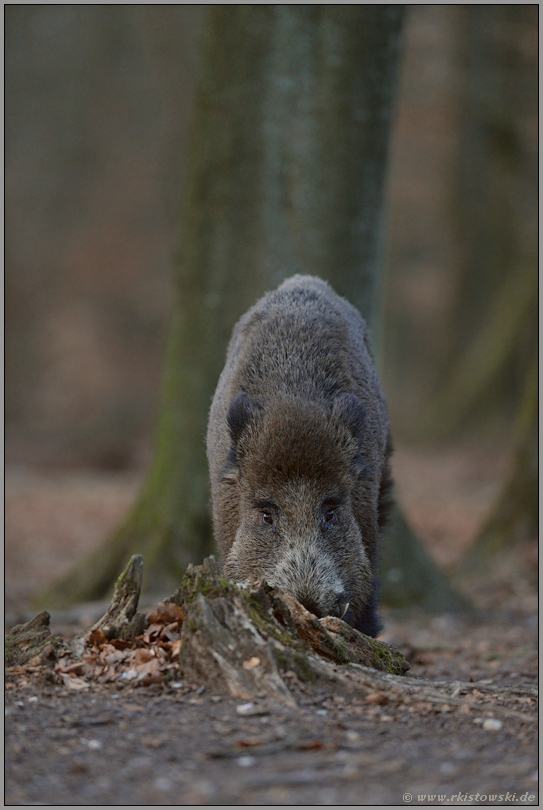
[
  {"xmin": 423, "ymin": 5, "xmax": 538, "ymax": 439},
  {"xmin": 457, "ymin": 362, "xmax": 538, "ymax": 572},
  {"xmin": 420, "ymin": 258, "xmax": 537, "ymax": 442},
  {"xmin": 41, "ymin": 4, "xmax": 459, "ymax": 613}
]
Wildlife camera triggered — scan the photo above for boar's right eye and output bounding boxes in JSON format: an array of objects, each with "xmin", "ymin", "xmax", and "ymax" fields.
[{"xmin": 262, "ymin": 512, "xmax": 274, "ymax": 526}]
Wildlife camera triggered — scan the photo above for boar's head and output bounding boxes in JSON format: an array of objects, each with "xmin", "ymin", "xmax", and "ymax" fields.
[{"xmin": 220, "ymin": 391, "xmax": 374, "ymax": 623}]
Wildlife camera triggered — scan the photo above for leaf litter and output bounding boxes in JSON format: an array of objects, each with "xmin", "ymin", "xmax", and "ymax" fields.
[{"xmin": 53, "ymin": 602, "xmax": 184, "ymax": 690}]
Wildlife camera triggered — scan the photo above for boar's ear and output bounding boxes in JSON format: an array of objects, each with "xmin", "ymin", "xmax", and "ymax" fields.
[
  {"xmin": 222, "ymin": 393, "xmax": 261, "ymax": 484},
  {"xmin": 332, "ymin": 394, "xmax": 369, "ymax": 480},
  {"xmin": 227, "ymin": 392, "xmax": 261, "ymax": 446},
  {"xmin": 332, "ymin": 393, "xmax": 366, "ymax": 438}
]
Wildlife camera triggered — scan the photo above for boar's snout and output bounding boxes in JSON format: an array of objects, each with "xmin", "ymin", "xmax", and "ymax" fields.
[{"xmin": 301, "ymin": 591, "xmax": 349, "ymax": 621}]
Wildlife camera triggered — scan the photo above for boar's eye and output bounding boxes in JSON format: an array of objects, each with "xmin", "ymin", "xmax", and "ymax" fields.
[
  {"xmin": 322, "ymin": 497, "xmax": 342, "ymax": 526},
  {"xmin": 262, "ymin": 512, "xmax": 274, "ymax": 526}
]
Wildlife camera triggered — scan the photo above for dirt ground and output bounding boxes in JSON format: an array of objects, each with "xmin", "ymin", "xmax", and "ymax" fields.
[{"xmin": 4, "ymin": 442, "xmax": 538, "ymax": 806}]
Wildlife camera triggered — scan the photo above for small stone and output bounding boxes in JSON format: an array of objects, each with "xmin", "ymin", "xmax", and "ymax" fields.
[
  {"xmin": 235, "ymin": 702, "xmax": 270, "ymax": 717},
  {"xmin": 236, "ymin": 702, "xmax": 255, "ymax": 715},
  {"xmin": 482, "ymin": 718, "xmax": 502, "ymax": 731},
  {"xmin": 87, "ymin": 739, "xmax": 103, "ymax": 750},
  {"xmin": 237, "ymin": 756, "xmax": 255, "ymax": 767}
]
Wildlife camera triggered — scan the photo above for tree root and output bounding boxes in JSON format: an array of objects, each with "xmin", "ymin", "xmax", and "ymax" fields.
[
  {"xmin": 5, "ymin": 556, "xmax": 537, "ymax": 724},
  {"xmin": 4, "ymin": 611, "xmax": 64, "ymax": 668},
  {"xmin": 68, "ymin": 554, "xmax": 146, "ymax": 656},
  {"xmin": 5, "ymin": 555, "xmax": 146, "ymax": 665},
  {"xmin": 167, "ymin": 556, "xmax": 409, "ymax": 703}
]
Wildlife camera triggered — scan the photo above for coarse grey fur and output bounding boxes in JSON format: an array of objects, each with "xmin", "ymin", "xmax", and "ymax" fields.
[{"xmin": 206, "ymin": 275, "xmax": 393, "ymax": 637}]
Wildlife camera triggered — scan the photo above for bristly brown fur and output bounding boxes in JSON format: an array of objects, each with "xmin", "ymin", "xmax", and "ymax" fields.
[{"xmin": 207, "ymin": 276, "xmax": 393, "ymax": 638}]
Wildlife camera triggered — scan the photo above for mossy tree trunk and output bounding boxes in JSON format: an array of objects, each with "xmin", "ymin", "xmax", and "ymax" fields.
[
  {"xmin": 421, "ymin": 5, "xmax": 537, "ymax": 440},
  {"xmin": 415, "ymin": 6, "xmax": 537, "ymax": 575},
  {"xmin": 458, "ymin": 362, "xmax": 538, "ymax": 572},
  {"xmin": 41, "ymin": 4, "xmax": 459, "ymax": 612}
]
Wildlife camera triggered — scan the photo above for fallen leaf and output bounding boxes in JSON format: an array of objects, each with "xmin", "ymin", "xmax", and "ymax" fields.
[
  {"xmin": 58, "ymin": 661, "xmax": 85, "ymax": 677},
  {"xmin": 119, "ymin": 669, "xmax": 139, "ymax": 681},
  {"xmin": 134, "ymin": 648, "xmax": 153, "ymax": 665},
  {"xmin": 242, "ymin": 657, "xmax": 261, "ymax": 670},
  {"xmin": 171, "ymin": 640, "xmax": 182, "ymax": 657},
  {"xmin": 365, "ymin": 692, "xmax": 389, "ymax": 706},
  {"xmin": 147, "ymin": 603, "xmax": 185, "ymax": 626},
  {"xmin": 160, "ymin": 625, "xmax": 182, "ymax": 643},
  {"xmin": 141, "ymin": 735, "xmax": 166, "ymax": 749},
  {"xmin": 99, "ymin": 665, "xmax": 118, "ymax": 683},
  {"xmin": 142, "ymin": 624, "xmax": 164, "ymax": 644},
  {"xmin": 58, "ymin": 673, "xmax": 90, "ymax": 691},
  {"xmin": 133, "ymin": 658, "xmax": 163, "ymax": 685},
  {"xmin": 297, "ymin": 740, "xmax": 324, "ymax": 750},
  {"xmin": 88, "ymin": 629, "xmax": 108, "ymax": 649},
  {"xmin": 104, "ymin": 649, "xmax": 133, "ymax": 665},
  {"xmin": 110, "ymin": 639, "xmax": 135, "ymax": 651}
]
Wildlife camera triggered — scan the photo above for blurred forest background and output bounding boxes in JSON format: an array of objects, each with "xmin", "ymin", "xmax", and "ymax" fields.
[{"xmin": 5, "ymin": 5, "xmax": 538, "ymax": 617}]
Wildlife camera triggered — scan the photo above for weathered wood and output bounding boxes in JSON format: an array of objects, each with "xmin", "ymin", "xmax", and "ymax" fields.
[
  {"xmin": 6, "ymin": 555, "xmax": 537, "ymax": 731},
  {"xmin": 69, "ymin": 555, "xmax": 146, "ymax": 656},
  {"xmin": 169, "ymin": 557, "xmax": 410, "ymax": 702},
  {"xmin": 4, "ymin": 611, "xmax": 63, "ymax": 668},
  {"xmin": 6, "ymin": 556, "xmax": 146, "ymax": 666}
]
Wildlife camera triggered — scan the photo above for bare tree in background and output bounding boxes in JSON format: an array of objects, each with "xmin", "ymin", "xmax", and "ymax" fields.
[
  {"xmin": 5, "ymin": 5, "xmax": 204, "ymax": 463},
  {"xmin": 419, "ymin": 6, "xmax": 538, "ymax": 567},
  {"xmin": 425, "ymin": 5, "xmax": 537, "ymax": 436},
  {"xmin": 41, "ymin": 5, "xmax": 460, "ymax": 612}
]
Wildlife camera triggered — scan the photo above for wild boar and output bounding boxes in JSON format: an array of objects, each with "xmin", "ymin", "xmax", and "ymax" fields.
[{"xmin": 206, "ymin": 275, "xmax": 393, "ymax": 637}]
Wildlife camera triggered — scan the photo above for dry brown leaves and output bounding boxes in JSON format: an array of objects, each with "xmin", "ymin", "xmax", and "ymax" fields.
[{"xmin": 54, "ymin": 602, "xmax": 185, "ymax": 691}]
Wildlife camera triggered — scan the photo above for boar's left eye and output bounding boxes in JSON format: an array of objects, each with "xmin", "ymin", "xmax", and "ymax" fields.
[
  {"xmin": 263, "ymin": 512, "xmax": 274, "ymax": 526},
  {"xmin": 324, "ymin": 509, "xmax": 335, "ymax": 523}
]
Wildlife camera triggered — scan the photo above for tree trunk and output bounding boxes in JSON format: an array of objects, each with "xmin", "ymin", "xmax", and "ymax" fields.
[
  {"xmin": 41, "ymin": 4, "xmax": 459, "ymax": 613},
  {"xmin": 457, "ymin": 362, "xmax": 538, "ymax": 572},
  {"xmin": 420, "ymin": 258, "xmax": 537, "ymax": 442},
  {"xmin": 422, "ymin": 5, "xmax": 538, "ymax": 440}
]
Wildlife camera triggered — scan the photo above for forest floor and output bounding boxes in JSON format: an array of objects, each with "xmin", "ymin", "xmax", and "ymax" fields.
[{"xmin": 4, "ymin": 441, "xmax": 538, "ymax": 806}]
